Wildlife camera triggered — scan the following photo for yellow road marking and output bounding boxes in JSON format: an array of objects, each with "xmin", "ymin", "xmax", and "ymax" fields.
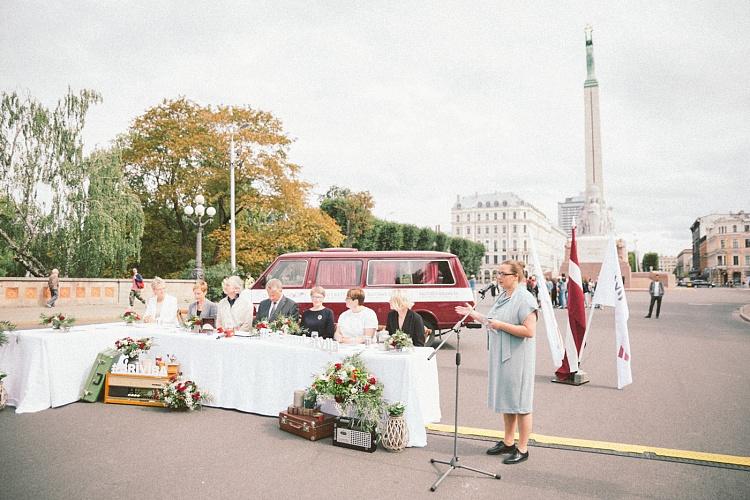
[{"xmin": 425, "ymin": 424, "xmax": 750, "ymax": 467}]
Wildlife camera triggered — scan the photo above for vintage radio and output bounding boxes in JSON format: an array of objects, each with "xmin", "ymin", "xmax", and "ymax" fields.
[
  {"xmin": 332, "ymin": 417, "xmax": 377, "ymax": 453},
  {"xmin": 104, "ymin": 372, "xmax": 172, "ymax": 407}
]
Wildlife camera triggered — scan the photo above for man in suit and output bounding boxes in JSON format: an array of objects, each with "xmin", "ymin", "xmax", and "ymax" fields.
[
  {"xmin": 255, "ymin": 278, "xmax": 299, "ymax": 323},
  {"xmin": 645, "ymin": 273, "xmax": 665, "ymax": 319}
]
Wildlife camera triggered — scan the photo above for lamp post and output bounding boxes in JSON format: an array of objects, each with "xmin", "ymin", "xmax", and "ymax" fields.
[
  {"xmin": 228, "ymin": 122, "xmax": 250, "ymax": 273},
  {"xmin": 183, "ymin": 194, "xmax": 216, "ymax": 279}
]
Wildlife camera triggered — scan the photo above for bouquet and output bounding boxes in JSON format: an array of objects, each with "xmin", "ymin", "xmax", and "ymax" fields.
[
  {"xmin": 309, "ymin": 354, "xmax": 385, "ymax": 433},
  {"xmin": 386, "ymin": 401, "xmax": 406, "ymax": 418},
  {"xmin": 269, "ymin": 315, "xmax": 306, "ymax": 336},
  {"xmin": 121, "ymin": 310, "xmax": 141, "ymax": 324},
  {"xmin": 40, "ymin": 313, "xmax": 75, "ymax": 330},
  {"xmin": 115, "ymin": 336, "xmax": 153, "ymax": 361},
  {"xmin": 161, "ymin": 378, "xmax": 207, "ymax": 411},
  {"xmin": 0, "ymin": 320, "xmax": 15, "ymax": 346},
  {"xmin": 388, "ymin": 330, "xmax": 414, "ymax": 350},
  {"xmin": 184, "ymin": 315, "xmax": 202, "ymax": 329}
]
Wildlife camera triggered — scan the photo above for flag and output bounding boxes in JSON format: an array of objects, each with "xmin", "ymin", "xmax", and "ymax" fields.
[
  {"xmin": 593, "ymin": 236, "xmax": 632, "ymax": 389},
  {"xmin": 529, "ymin": 231, "xmax": 565, "ymax": 368},
  {"xmin": 555, "ymin": 226, "xmax": 587, "ymax": 380}
]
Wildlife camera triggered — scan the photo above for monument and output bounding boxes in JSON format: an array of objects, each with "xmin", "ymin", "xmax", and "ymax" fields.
[{"xmin": 561, "ymin": 26, "xmax": 631, "ymax": 285}]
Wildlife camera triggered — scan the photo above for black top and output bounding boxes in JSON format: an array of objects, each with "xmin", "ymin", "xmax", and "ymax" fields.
[
  {"xmin": 301, "ymin": 308, "xmax": 335, "ymax": 339},
  {"xmin": 386, "ymin": 309, "xmax": 425, "ymax": 347}
]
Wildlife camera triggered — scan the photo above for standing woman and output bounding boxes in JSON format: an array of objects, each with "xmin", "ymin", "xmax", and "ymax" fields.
[
  {"xmin": 455, "ymin": 260, "xmax": 538, "ymax": 465},
  {"xmin": 301, "ymin": 286, "xmax": 335, "ymax": 338},
  {"xmin": 385, "ymin": 290, "xmax": 425, "ymax": 347}
]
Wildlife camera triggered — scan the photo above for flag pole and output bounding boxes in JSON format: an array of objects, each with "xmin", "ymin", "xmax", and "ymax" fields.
[{"xmin": 577, "ymin": 302, "xmax": 596, "ymax": 365}]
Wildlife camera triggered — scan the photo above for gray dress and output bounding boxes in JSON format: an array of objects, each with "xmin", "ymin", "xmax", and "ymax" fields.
[
  {"xmin": 487, "ymin": 286, "xmax": 538, "ymax": 414},
  {"xmin": 187, "ymin": 299, "xmax": 218, "ymax": 320}
]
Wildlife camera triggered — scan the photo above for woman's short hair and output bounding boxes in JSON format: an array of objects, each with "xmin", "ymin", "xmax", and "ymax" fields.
[
  {"xmin": 223, "ymin": 275, "xmax": 243, "ymax": 291},
  {"xmin": 193, "ymin": 280, "xmax": 208, "ymax": 293},
  {"xmin": 500, "ymin": 260, "xmax": 525, "ymax": 282},
  {"xmin": 310, "ymin": 286, "xmax": 326, "ymax": 298},
  {"xmin": 151, "ymin": 276, "xmax": 166, "ymax": 290},
  {"xmin": 389, "ymin": 289, "xmax": 413, "ymax": 310},
  {"xmin": 346, "ymin": 287, "xmax": 365, "ymax": 305}
]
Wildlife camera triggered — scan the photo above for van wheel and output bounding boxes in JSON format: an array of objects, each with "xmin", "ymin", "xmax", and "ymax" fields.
[{"xmin": 422, "ymin": 317, "xmax": 439, "ymax": 347}]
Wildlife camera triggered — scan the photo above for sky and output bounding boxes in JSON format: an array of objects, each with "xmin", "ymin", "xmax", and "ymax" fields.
[{"xmin": 2, "ymin": 1, "xmax": 748, "ymax": 256}]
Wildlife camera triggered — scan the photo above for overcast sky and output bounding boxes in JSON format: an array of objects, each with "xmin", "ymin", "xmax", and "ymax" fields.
[{"xmin": 2, "ymin": 1, "xmax": 748, "ymax": 256}]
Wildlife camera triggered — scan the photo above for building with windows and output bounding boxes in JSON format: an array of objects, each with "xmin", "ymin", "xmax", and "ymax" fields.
[
  {"xmin": 674, "ymin": 248, "xmax": 693, "ymax": 278},
  {"xmin": 451, "ymin": 192, "xmax": 566, "ymax": 281},
  {"xmin": 690, "ymin": 211, "xmax": 750, "ymax": 285},
  {"xmin": 557, "ymin": 194, "xmax": 585, "ymax": 237},
  {"xmin": 658, "ymin": 255, "xmax": 677, "ymax": 274}
]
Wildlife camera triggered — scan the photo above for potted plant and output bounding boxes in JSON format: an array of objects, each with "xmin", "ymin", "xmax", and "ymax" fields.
[
  {"xmin": 114, "ymin": 336, "xmax": 153, "ymax": 363},
  {"xmin": 388, "ymin": 330, "xmax": 414, "ymax": 352},
  {"xmin": 382, "ymin": 402, "xmax": 409, "ymax": 452},
  {"xmin": 120, "ymin": 310, "xmax": 141, "ymax": 325}
]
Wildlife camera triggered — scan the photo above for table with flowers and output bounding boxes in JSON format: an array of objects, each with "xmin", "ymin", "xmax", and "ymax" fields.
[{"xmin": 0, "ymin": 324, "xmax": 441, "ymax": 447}]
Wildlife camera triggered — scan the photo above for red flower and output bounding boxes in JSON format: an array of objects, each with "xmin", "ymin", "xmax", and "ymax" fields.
[
  {"xmin": 192, "ymin": 392, "xmax": 200, "ymax": 400},
  {"xmin": 335, "ymin": 378, "xmax": 343, "ymax": 385},
  {"xmin": 334, "ymin": 363, "xmax": 342, "ymax": 370},
  {"xmin": 368, "ymin": 376, "xmax": 376, "ymax": 385},
  {"xmin": 363, "ymin": 384, "xmax": 370, "ymax": 393},
  {"xmin": 58, "ymin": 315, "xmax": 65, "ymax": 320},
  {"xmin": 217, "ymin": 327, "xmax": 224, "ymax": 333},
  {"xmin": 350, "ymin": 371, "xmax": 357, "ymax": 381},
  {"xmin": 177, "ymin": 384, "xmax": 186, "ymax": 393}
]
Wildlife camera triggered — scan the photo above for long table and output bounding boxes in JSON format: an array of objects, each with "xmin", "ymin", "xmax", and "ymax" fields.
[{"xmin": 0, "ymin": 324, "xmax": 441, "ymax": 447}]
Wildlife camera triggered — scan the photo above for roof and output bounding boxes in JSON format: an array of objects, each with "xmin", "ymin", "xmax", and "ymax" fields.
[{"xmin": 275, "ymin": 250, "xmax": 457, "ymax": 259}]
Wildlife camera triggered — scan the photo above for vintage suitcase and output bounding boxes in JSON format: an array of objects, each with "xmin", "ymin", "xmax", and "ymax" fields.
[
  {"xmin": 279, "ymin": 410, "xmax": 337, "ymax": 441},
  {"xmin": 332, "ymin": 417, "xmax": 377, "ymax": 453},
  {"xmin": 81, "ymin": 348, "xmax": 121, "ymax": 402}
]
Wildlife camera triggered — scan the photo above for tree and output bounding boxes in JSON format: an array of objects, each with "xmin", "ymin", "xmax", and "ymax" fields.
[
  {"xmin": 319, "ymin": 186, "xmax": 374, "ymax": 247},
  {"xmin": 0, "ymin": 89, "xmax": 140, "ymax": 277},
  {"xmin": 642, "ymin": 252, "xmax": 659, "ymax": 273},
  {"xmin": 399, "ymin": 224, "xmax": 420, "ymax": 250},
  {"xmin": 628, "ymin": 252, "xmax": 637, "ymax": 272},
  {"xmin": 434, "ymin": 232, "xmax": 450, "ymax": 252},
  {"xmin": 415, "ymin": 227, "xmax": 436, "ymax": 250}
]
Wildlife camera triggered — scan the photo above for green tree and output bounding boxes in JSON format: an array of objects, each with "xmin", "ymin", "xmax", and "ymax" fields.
[
  {"xmin": 434, "ymin": 232, "xmax": 450, "ymax": 252},
  {"xmin": 399, "ymin": 224, "xmax": 420, "ymax": 250},
  {"xmin": 415, "ymin": 227, "xmax": 436, "ymax": 250},
  {"xmin": 319, "ymin": 186, "xmax": 374, "ymax": 247},
  {"xmin": 628, "ymin": 252, "xmax": 637, "ymax": 272},
  {"xmin": 642, "ymin": 252, "xmax": 659, "ymax": 273}
]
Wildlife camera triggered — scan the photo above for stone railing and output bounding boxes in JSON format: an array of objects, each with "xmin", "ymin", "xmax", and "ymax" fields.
[{"xmin": 0, "ymin": 277, "xmax": 196, "ymax": 308}]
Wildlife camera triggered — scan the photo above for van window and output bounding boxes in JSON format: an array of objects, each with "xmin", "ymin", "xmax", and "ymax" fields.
[
  {"xmin": 367, "ymin": 260, "xmax": 455, "ymax": 286},
  {"xmin": 316, "ymin": 260, "xmax": 362, "ymax": 287},
  {"xmin": 266, "ymin": 260, "xmax": 307, "ymax": 287}
]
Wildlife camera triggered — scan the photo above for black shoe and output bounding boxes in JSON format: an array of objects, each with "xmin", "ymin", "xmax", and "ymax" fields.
[
  {"xmin": 487, "ymin": 441, "xmax": 516, "ymax": 455},
  {"xmin": 644, "ymin": 315, "xmax": 651, "ymax": 318},
  {"xmin": 503, "ymin": 449, "xmax": 529, "ymax": 464}
]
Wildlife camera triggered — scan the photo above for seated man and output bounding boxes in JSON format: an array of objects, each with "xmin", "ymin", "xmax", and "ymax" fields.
[{"xmin": 255, "ymin": 278, "xmax": 299, "ymax": 323}]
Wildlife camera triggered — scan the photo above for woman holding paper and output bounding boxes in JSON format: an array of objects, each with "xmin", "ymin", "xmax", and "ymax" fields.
[
  {"xmin": 143, "ymin": 277, "xmax": 179, "ymax": 326},
  {"xmin": 455, "ymin": 260, "xmax": 538, "ymax": 465}
]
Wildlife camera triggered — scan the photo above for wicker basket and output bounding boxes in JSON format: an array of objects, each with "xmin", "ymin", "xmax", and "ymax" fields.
[{"xmin": 382, "ymin": 415, "xmax": 408, "ymax": 452}]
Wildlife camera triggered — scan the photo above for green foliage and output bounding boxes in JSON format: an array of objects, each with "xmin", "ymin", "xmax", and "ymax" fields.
[
  {"xmin": 200, "ymin": 261, "xmax": 236, "ymax": 302},
  {"xmin": 319, "ymin": 186, "xmax": 374, "ymax": 247},
  {"xmin": 434, "ymin": 232, "xmax": 450, "ymax": 252},
  {"xmin": 415, "ymin": 227, "xmax": 436, "ymax": 250},
  {"xmin": 399, "ymin": 224, "xmax": 420, "ymax": 250},
  {"xmin": 628, "ymin": 252, "xmax": 637, "ymax": 272},
  {"xmin": 642, "ymin": 252, "xmax": 659, "ymax": 273},
  {"xmin": 0, "ymin": 320, "xmax": 16, "ymax": 346}
]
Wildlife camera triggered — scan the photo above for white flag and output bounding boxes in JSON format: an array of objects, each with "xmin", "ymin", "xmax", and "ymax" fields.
[
  {"xmin": 529, "ymin": 231, "xmax": 565, "ymax": 368},
  {"xmin": 593, "ymin": 236, "xmax": 632, "ymax": 389}
]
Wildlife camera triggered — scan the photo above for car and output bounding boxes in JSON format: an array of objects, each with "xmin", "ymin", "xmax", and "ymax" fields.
[{"xmin": 690, "ymin": 279, "xmax": 715, "ymax": 288}]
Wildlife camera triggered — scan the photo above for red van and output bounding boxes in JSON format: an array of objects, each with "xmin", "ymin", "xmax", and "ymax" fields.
[{"xmin": 250, "ymin": 249, "xmax": 476, "ymax": 343}]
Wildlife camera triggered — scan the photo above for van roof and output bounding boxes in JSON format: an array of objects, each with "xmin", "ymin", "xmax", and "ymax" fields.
[{"xmin": 277, "ymin": 250, "xmax": 458, "ymax": 259}]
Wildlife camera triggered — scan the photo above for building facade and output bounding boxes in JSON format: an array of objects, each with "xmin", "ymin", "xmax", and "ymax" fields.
[
  {"xmin": 690, "ymin": 211, "xmax": 750, "ymax": 285},
  {"xmin": 557, "ymin": 194, "xmax": 585, "ymax": 236},
  {"xmin": 674, "ymin": 248, "xmax": 693, "ymax": 278},
  {"xmin": 658, "ymin": 255, "xmax": 677, "ymax": 274},
  {"xmin": 451, "ymin": 192, "xmax": 566, "ymax": 281}
]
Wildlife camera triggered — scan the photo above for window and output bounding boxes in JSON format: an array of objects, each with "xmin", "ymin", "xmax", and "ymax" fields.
[
  {"xmin": 266, "ymin": 260, "xmax": 308, "ymax": 287},
  {"xmin": 717, "ymin": 256, "xmax": 724, "ymax": 265},
  {"xmin": 745, "ymin": 239, "xmax": 750, "ymax": 248},
  {"xmin": 733, "ymin": 240, "xmax": 739, "ymax": 249},
  {"xmin": 456, "ymin": 215, "xmax": 460, "ymax": 222},
  {"xmin": 467, "ymin": 227, "xmax": 471, "ymax": 235},
  {"xmin": 485, "ymin": 226, "xmax": 489, "ymax": 234},
  {"xmin": 502, "ymin": 239, "xmax": 507, "ymax": 251},
  {"xmin": 502, "ymin": 212, "xmax": 506, "ymax": 220},
  {"xmin": 316, "ymin": 260, "xmax": 362, "ymax": 287},
  {"xmin": 523, "ymin": 240, "xmax": 527, "ymax": 251},
  {"xmin": 745, "ymin": 255, "xmax": 750, "ymax": 265},
  {"xmin": 733, "ymin": 255, "xmax": 739, "ymax": 266},
  {"xmin": 502, "ymin": 254, "xmax": 507, "ymax": 261},
  {"xmin": 366, "ymin": 260, "xmax": 455, "ymax": 286},
  {"xmin": 513, "ymin": 212, "xmax": 517, "ymax": 219},
  {"xmin": 493, "ymin": 255, "xmax": 498, "ymax": 264},
  {"xmin": 493, "ymin": 212, "xmax": 497, "ymax": 220},
  {"xmin": 745, "ymin": 225, "xmax": 749, "ymax": 232},
  {"xmin": 733, "ymin": 225, "xmax": 737, "ymax": 233},
  {"xmin": 523, "ymin": 224, "xmax": 527, "ymax": 233},
  {"xmin": 513, "ymin": 240, "xmax": 518, "ymax": 251},
  {"xmin": 485, "ymin": 213, "xmax": 489, "ymax": 221},
  {"xmin": 523, "ymin": 212, "xmax": 527, "ymax": 219},
  {"xmin": 513, "ymin": 225, "xmax": 517, "ymax": 233},
  {"xmin": 493, "ymin": 226, "xmax": 498, "ymax": 234},
  {"xmin": 720, "ymin": 240, "xmax": 725, "ymax": 249},
  {"xmin": 493, "ymin": 240, "xmax": 498, "ymax": 251},
  {"xmin": 485, "ymin": 255, "xmax": 489, "ymax": 264},
  {"xmin": 503, "ymin": 226, "xmax": 507, "ymax": 234}
]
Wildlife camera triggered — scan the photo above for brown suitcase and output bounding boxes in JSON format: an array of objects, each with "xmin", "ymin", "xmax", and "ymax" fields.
[{"xmin": 279, "ymin": 410, "xmax": 337, "ymax": 441}]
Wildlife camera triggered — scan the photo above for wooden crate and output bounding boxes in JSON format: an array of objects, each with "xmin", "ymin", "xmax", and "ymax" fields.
[{"xmin": 104, "ymin": 372, "xmax": 171, "ymax": 407}]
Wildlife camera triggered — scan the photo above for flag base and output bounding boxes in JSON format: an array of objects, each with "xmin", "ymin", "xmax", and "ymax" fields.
[{"xmin": 551, "ymin": 371, "xmax": 590, "ymax": 386}]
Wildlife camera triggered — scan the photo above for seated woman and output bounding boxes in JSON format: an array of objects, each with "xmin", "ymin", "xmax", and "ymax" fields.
[
  {"xmin": 334, "ymin": 288, "xmax": 378, "ymax": 344},
  {"xmin": 385, "ymin": 290, "xmax": 425, "ymax": 347},
  {"xmin": 216, "ymin": 275, "xmax": 253, "ymax": 332},
  {"xmin": 143, "ymin": 276, "xmax": 179, "ymax": 326},
  {"xmin": 187, "ymin": 280, "xmax": 218, "ymax": 325},
  {"xmin": 301, "ymin": 286, "xmax": 335, "ymax": 338}
]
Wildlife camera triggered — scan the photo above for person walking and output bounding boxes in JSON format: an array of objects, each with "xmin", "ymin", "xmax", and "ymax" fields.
[
  {"xmin": 645, "ymin": 273, "xmax": 665, "ymax": 319},
  {"xmin": 469, "ymin": 275, "xmax": 477, "ymax": 298},
  {"xmin": 559, "ymin": 274, "xmax": 568, "ymax": 309},
  {"xmin": 129, "ymin": 268, "xmax": 146, "ymax": 307},
  {"xmin": 45, "ymin": 268, "xmax": 59, "ymax": 308}
]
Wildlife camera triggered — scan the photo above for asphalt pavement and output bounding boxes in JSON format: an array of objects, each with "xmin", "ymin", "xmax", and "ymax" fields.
[{"xmin": 1, "ymin": 288, "xmax": 749, "ymax": 499}]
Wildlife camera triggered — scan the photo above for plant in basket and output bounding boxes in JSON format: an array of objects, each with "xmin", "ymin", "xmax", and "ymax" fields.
[
  {"xmin": 0, "ymin": 320, "xmax": 16, "ymax": 346},
  {"xmin": 114, "ymin": 336, "xmax": 153, "ymax": 361},
  {"xmin": 161, "ymin": 377, "xmax": 208, "ymax": 411},
  {"xmin": 309, "ymin": 353, "xmax": 385, "ymax": 434},
  {"xmin": 269, "ymin": 315, "xmax": 306, "ymax": 336},
  {"xmin": 39, "ymin": 313, "xmax": 75, "ymax": 330},
  {"xmin": 388, "ymin": 330, "xmax": 414, "ymax": 351},
  {"xmin": 120, "ymin": 310, "xmax": 141, "ymax": 324},
  {"xmin": 386, "ymin": 401, "xmax": 406, "ymax": 417}
]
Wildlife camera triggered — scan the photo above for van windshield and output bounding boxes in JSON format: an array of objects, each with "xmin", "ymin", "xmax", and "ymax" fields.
[{"xmin": 366, "ymin": 260, "xmax": 455, "ymax": 286}]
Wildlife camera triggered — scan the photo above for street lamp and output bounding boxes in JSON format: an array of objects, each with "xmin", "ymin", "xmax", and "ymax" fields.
[
  {"xmin": 183, "ymin": 194, "xmax": 216, "ymax": 279},
  {"xmin": 229, "ymin": 122, "xmax": 250, "ymax": 273}
]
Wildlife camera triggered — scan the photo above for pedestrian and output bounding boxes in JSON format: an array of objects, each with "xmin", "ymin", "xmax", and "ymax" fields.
[
  {"xmin": 455, "ymin": 260, "xmax": 538, "ymax": 464},
  {"xmin": 45, "ymin": 268, "xmax": 59, "ymax": 308},
  {"xmin": 469, "ymin": 275, "xmax": 477, "ymax": 296},
  {"xmin": 645, "ymin": 273, "xmax": 664, "ymax": 319},
  {"xmin": 129, "ymin": 268, "xmax": 146, "ymax": 307},
  {"xmin": 550, "ymin": 278, "xmax": 558, "ymax": 307},
  {"xmin": 559, "ymin": 274, "xmax": 568, "ymax": 309},
  {"xmin": 526, "ymin": 275, "xmax": 539, "ymax": 304},
  {"xmin": 582, "ymin": 277, "xmax": 590, "ymax": 308}
]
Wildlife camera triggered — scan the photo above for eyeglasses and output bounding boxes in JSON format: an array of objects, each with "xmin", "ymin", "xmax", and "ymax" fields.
[{"xmin": 497, "ymin": 272, "xmax": 514, "ymax": 277}]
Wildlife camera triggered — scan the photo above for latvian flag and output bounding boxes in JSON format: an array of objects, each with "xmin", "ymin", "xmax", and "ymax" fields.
[{"xmin": 555, "ymin": 226, "xmax": 587, "ymax": 380}]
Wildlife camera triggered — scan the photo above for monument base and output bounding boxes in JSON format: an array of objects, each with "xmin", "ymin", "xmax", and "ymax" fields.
[
  {"xmin": 560, "ymin": 236, "xmax": 631, "ymax": 287},
  {"xmin": 551, "ymin": 370, "xmax": 590, "ymax": 386}
]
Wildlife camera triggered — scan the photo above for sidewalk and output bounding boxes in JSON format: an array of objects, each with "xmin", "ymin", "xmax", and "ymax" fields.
[{"xmin": 0, "ymin": 303, "xmax": 148, "ymax": 329}]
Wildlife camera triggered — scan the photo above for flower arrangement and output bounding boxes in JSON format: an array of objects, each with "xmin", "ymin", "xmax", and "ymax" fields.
[
  {"xmin": 0, "ymin": 320, "xmax": 15, "ymax": 346},
  {"xmin": 388, "ymin": 330, "xmax": 414, "ymax": 350},
  {"xmin": 184, "ymin": 315, "xmax": 202, "ymax": 329},
  {"xmin": 121, "ymin": 310, "xmax": 141, "ymax": 324},
  {"xmin": 386, "ymin": 401, "xmax": 406, "ymax": 418},
  {"xmin": 309, "ymin": 354, "xmax": 385, "ymax": 433},
  {"xmin": 161, "ymin": 378, "xmax": 207, "ymax": 411},
  {"xmin": 39, "ymin": 313, "xmax": 75, "ymax": 330},
  {"xmin": 114, "ymin": 336, "xmax": 153, "ymax": 361},
  {"xmin": 269, "ymin": 315, "xmax": 306, "ymax": 335}
]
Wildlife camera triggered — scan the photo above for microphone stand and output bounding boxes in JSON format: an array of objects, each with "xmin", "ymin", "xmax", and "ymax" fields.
[{"xmin": 428, "ymin": 309, "xmax": 500, "ymax": 492}]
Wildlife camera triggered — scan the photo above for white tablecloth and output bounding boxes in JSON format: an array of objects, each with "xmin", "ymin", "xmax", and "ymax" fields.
[{"xmin": 0, "ymin": 324, "xmax": 441, "ymax": 447}]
